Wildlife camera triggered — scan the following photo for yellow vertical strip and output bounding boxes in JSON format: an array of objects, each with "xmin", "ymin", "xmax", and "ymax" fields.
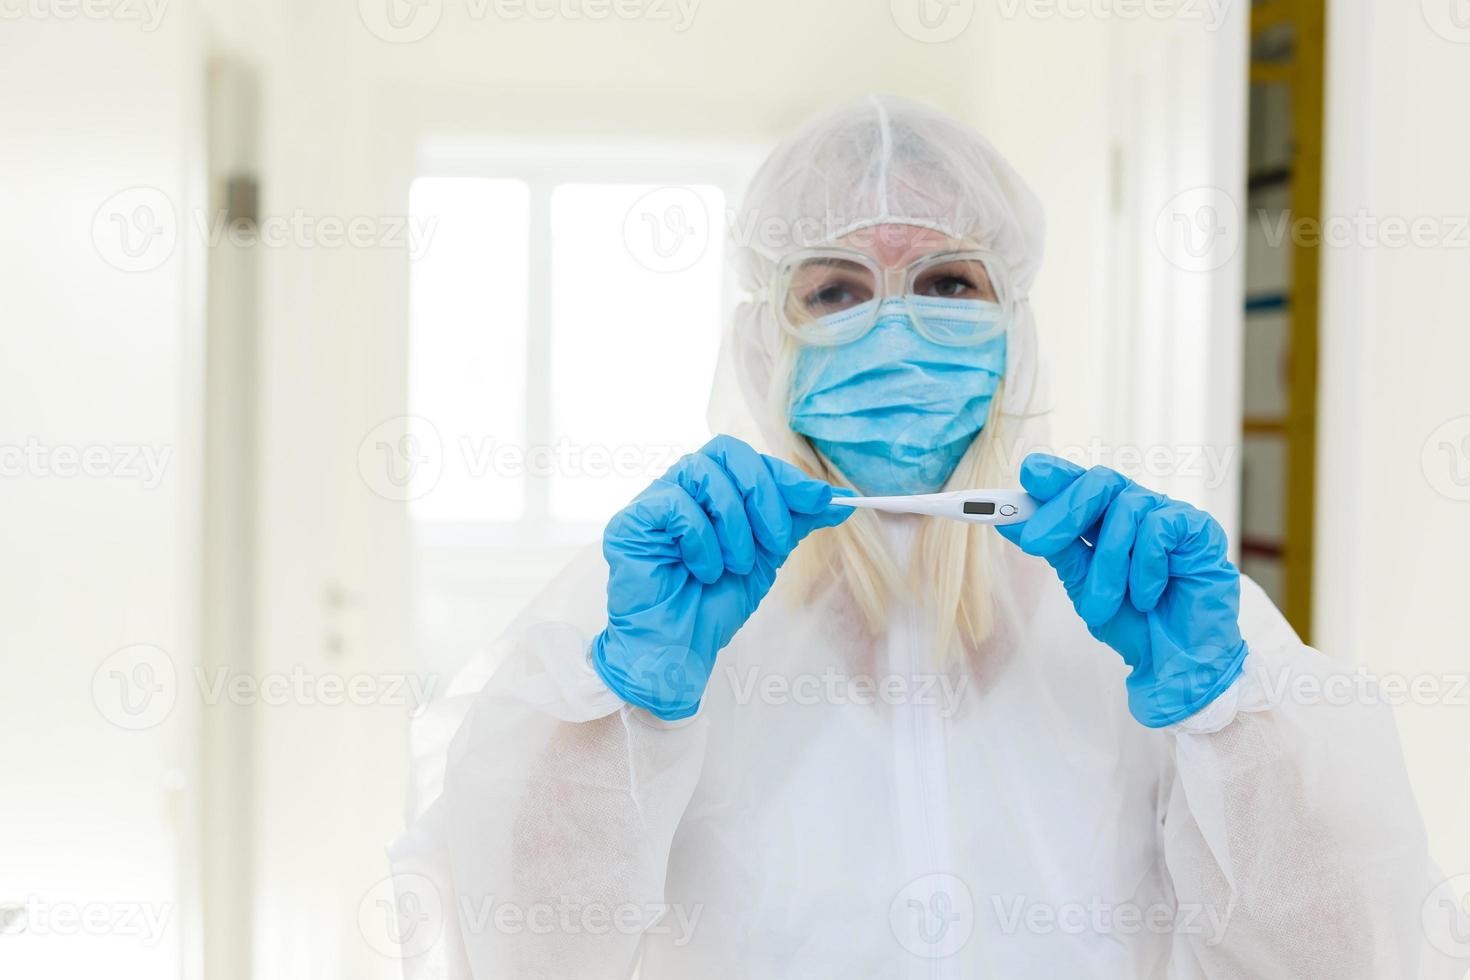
[{"xmin": 1285, "ymin": 0, "xmax": 1325, "ymax": 641}]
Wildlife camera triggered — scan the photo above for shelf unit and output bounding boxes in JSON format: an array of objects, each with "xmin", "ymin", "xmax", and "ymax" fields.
[{"xmin": 1242, "ymin": 0, "xmax": 1325, "ymax": 639}]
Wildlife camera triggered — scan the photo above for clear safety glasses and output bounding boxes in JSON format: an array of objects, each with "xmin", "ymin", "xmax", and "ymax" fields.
[{"xmin": 773, "ymin": 247, "xmax": 1014, "ymax": 347}]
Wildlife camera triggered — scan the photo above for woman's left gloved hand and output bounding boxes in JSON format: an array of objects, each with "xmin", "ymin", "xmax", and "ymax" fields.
[{"xmin": 996, "ymin": 453, "xmax": 1250, "ymax": 728}]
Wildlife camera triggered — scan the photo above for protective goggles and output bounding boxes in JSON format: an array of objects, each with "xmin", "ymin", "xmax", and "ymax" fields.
[{"xmin": 772, "ymin": 247, "xmax": 1013, "ymax": 347}]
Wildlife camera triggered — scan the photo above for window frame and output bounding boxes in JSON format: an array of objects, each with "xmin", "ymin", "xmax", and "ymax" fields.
[{"xmin": 409, "ymin": 137, "xmax": 765, "ymax": 550}]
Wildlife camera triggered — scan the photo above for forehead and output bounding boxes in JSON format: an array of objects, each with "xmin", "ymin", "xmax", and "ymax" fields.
[{"xmin": 833, "ymin": 223, "xmax": 968, "ymax": 268}]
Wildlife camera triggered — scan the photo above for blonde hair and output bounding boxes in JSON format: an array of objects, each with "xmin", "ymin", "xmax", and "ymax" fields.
[{"xmin": 766, "ymin": 335, "xmax": 1020, "ymax": 662}]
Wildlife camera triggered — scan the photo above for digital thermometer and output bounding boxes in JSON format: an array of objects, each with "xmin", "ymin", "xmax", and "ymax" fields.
[{"xmin": 828, "ymin": 488, "xmax": 1038, "ymax": 526}]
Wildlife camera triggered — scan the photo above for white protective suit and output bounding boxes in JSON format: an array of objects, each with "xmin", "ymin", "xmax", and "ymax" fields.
[{"xmin": 389, "ymin": 95, "xmax": 1465, "ymax": 979}]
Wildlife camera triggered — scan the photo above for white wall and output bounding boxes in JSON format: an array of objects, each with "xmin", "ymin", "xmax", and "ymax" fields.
[
  {"xmin": 0, "ymin": 8, "xmax": 204, "ymax": 980},
  {"xmin": 1318, "ymin": 0, "xmax": 1470, "ymax": 875}
]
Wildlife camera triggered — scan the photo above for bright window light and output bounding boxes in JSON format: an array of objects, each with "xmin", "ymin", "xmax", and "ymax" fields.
[
  {"xmin": 547, "ymin": 183, "xmax": 725, "ymax": 524},
  {"xmin": 408, "ymin": 177, "xmax": 530, "ymax": 522}
]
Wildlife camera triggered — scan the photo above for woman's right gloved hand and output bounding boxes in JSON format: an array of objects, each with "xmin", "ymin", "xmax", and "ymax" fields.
[{"xmin": 590, "ymin": 434, "xmax": 851, "ymax": 721}]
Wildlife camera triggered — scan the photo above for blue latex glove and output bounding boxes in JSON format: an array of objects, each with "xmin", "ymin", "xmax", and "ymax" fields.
[
  {"xmin": 591, "ymin": 435, "xmax": 852, "ymax": 721},
  {"xmin": 996, "ymin": 453, "xmax": 1249, "ymax": 728}
]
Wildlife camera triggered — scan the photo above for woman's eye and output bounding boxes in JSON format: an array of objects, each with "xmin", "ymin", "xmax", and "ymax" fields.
[
  {"xmin": 808, "ymin": 284, "xmax": 852, "ymax": 307},
  {"xmin": 926, "ymin": 275, "xmax": 976, "ymax": 298},
  {"xmin": 915, "ymin": 260, "xmax": 998, "ymax": 301},
  {"xmin": 801, "ymin": 280, "xmax": 869, "ymax": 313},
  {"xmin": 785, "ymin": 257, "xmax": 875, "ymax": 319}
]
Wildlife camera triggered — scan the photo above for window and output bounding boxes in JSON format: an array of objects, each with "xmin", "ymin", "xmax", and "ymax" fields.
[
  {"xmin": 408, "ymin": 177, "xmax": 531, "ymax": 523},
  {"xmin": 407, "ymin": 144, "xmax": 753, "ymax": 550},
  {"xmin": 547, "ymin": 183, "xmax": 725, "ymax": 523},
  {"xmin": 405, "ymin": 146, "xmax": 755, "ymax": 673}
]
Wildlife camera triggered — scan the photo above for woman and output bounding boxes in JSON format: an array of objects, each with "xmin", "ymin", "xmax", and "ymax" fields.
[{"xmin": 391, "ymin": 95, "xmax": 1458, "ymax": 978}]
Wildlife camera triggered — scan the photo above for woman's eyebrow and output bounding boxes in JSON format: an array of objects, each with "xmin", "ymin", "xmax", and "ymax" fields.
[{"xmin": 797, "ymin": 257, "xmax": 870, "ymax": 274}]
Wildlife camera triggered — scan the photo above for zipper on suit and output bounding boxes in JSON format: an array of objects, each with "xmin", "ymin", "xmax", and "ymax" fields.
[{"xmin": 888, "ymin": 593, "xmax": 961, "ymax": 980}]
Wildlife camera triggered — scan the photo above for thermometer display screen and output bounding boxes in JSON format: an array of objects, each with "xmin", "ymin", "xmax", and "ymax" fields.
[{"xmin": 962, "ymin": 500, "xmax": 996, "ymax": 516}]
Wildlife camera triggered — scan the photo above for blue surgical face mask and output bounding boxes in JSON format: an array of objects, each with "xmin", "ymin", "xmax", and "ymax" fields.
[{"xmin": 787, "ymin": 297, "xmax": 1006, "ymax": 496}]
